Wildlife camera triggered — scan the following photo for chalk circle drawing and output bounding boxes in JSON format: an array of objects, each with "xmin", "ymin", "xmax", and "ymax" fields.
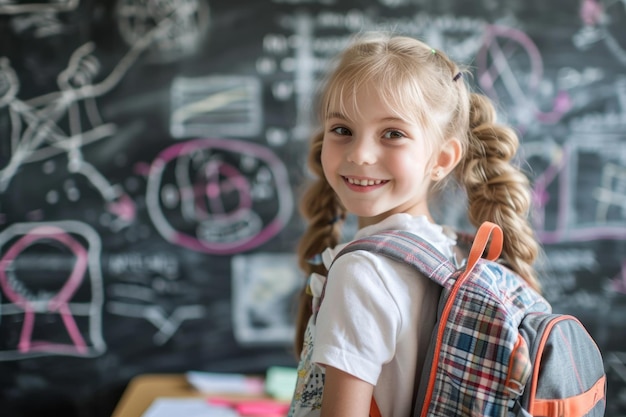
[
  {"xmin": 0, "ymin": 221, "xmax": 105, "ymax": 360},
  {"xmin": 146, "ymin": 138, "xmax": 293, "ymax": 255},
  {"xmin": 115, "ymin": 0, "xmax": 211, "ymax": 62},
  {"xmin": 476, "ymin": 24, "xmax": 572, "ymax": 130}
]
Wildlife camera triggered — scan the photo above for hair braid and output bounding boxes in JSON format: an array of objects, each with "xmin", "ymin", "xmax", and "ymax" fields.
[
  {"xmin": 294, "ymin": 132, "xmax": 345, "ymax": 355},
  {"xmin": 457, "ymin": 93, "xmax": 541, "ymax": 292}
]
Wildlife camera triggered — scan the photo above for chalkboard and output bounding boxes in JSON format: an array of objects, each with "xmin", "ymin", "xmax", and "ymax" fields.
[{"xmin": 0, "ymin": 1, "xmax": 625, "ymax": 416}]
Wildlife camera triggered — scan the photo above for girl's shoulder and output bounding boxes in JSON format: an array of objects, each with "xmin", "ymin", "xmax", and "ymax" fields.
[{"xmin": 355, "ymin": 213, "xmax": 457, "ymax": 259}]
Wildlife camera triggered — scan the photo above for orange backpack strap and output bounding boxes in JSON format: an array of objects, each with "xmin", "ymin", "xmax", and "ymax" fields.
[
  {"xmin": 530, "ymin": 375, "xmax": 606, "ymax": 417},
  {"xmin": 370, "ymin": 398, "xmax": 382, "ymax": 417}
]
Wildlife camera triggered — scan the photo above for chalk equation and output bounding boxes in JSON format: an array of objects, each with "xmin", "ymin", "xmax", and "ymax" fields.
[{"xmin": 105, "ymin": 250, "xmax": 206, "ymax": 346}]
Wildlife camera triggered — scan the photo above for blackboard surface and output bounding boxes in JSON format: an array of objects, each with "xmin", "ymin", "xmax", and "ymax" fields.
[{"xmin": 0, "ymin": 1, "xmax": 625, "ymax": 416}]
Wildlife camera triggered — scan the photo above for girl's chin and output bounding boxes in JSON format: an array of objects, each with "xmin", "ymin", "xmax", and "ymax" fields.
[{"xmin": 341, "ymin": 206, "xmax": 387, "ymax": 219}]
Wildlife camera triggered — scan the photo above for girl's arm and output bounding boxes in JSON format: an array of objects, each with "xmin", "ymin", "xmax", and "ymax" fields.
[{"xmin": 321, "ymin": 365, "xmax": 374, "ymax": 417}]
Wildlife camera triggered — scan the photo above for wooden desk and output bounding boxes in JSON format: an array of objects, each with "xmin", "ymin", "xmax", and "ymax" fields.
[
  {"xmin": 110, "ymin": 374, "xmax": 281, "ymax": 417},
  {"xmin": 111, "ymin": 374, "xmax": 203, "ymax": 417}
]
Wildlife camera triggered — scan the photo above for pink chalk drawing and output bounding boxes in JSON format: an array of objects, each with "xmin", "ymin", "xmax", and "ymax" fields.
[
  {"xmin": 476, "ymin": 24, "xmax": 572, "ymax": 129},
  {"xmin": 146, "ymin": 138, "xmax": 293, "ymax": 255},
  {"xmin": 529, "ymin": 144, "xmax": 570, "ymax": 244},
  {"xmin": 525, "ymin": 140, "xmax": 626, "ymax": 244},
  {"xmin": 0, "ymin": 225, "xmax": 88, "ymax": 354},
  {"xmin": 580, "ymin": 0, "xmax": 604, "ymax": 26},
  {"xmin": 106, "ymin": 193, "xmax": 136, "ymax": 222},
  {"xmin": 575, "ymin": 0, "xmax": 626, "ymax": 65},
  {"xmin": 193, "ymin": 159, "xmax": 253, "ymax": 220},
  {"xmin": 611, "ymin": 261, "xmax": 626, "ymax": 295}
]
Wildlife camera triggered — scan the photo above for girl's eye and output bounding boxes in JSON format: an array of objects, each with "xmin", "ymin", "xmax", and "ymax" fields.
[
  {"xmin": 383, "ymin": 130, "xmax": 405, "ymax": 139},
  {"xmin": 331, "ymin": 126, "xmax": 351, "ymax": 136}
]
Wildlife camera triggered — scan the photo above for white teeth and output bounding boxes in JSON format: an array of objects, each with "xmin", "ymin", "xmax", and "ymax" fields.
[{"xmin": 346, "ymin": 178, "xmax": 383, "ymax": 186}]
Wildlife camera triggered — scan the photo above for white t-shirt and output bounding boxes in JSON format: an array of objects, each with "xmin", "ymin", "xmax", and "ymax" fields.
[{"xmin": 288, "ymin": 213, "xmax": 457, "ymax": 417}]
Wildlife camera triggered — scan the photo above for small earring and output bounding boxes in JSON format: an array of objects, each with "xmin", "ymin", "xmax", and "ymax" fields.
[{"xmin": 433, "ymin": 168, "xmax": 443, "ymax": 180}]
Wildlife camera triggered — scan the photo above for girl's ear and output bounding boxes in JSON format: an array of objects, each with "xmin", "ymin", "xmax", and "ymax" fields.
[{"xmin": 431, "ymin": 138, "xmax": 462, "ymax": 180}]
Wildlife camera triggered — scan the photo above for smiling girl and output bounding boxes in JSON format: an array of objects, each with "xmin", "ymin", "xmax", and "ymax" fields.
[{"xmin": 288, "ymin": 32, "xmax": 541, "ymax": 417}]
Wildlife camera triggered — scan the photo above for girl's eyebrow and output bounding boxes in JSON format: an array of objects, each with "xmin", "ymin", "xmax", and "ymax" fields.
[{"xmin": 380, "ymin": 116, "xmax": 406, "ymax": 123}]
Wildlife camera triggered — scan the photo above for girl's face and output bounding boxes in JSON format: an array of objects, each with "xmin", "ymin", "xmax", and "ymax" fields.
[{"xmin": 321, "ymin": 85, "xmax": 437, "ymax": 227}]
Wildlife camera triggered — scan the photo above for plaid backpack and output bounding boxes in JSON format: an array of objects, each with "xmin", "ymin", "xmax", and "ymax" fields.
[{"xmin": 333, "ymin": 221, "xmax": 607, "ymax": 417}]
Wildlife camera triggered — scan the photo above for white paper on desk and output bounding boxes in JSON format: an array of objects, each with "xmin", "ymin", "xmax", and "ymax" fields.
[
  {"xmin": 186, "ymin": 371, "xmax": 265, "ymax": 395},
  {"xmin": 141, "ymin": 397, "xmax": 238, "ymax": 417}
]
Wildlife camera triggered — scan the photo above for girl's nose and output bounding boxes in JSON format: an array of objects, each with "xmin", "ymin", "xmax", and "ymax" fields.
[{"xmin": 346, "ymin": 137, "xmax": 376, "ymax": 165}]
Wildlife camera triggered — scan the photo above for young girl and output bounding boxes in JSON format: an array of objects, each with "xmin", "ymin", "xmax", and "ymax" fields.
[{"xmin": 289, "ymin": 32, "xmax": 541, "ymax": 417}]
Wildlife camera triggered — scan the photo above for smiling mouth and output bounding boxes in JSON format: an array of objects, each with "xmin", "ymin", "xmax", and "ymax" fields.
[{"xmin": 343, "ymin": 177, "xmax": 388, "ymax": 186}]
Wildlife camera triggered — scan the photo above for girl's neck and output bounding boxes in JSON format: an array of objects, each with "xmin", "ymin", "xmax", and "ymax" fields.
[{"xmin": 357, "ymin": 212, "xmax": 435, "ymax": 229}]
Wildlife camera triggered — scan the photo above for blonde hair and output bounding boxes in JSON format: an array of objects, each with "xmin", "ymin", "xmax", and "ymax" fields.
[{"xmin": 294, "ymin": 32, "xmax": 541, "ymax": 354}]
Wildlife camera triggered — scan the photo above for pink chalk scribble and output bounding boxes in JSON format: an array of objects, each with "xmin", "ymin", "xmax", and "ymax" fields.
[
  {"xmin": 106, "ymin": 193, "xmax": 136, "ymax": 222},
  {"xmin": 580, "ymin": 0, "xmax": 604, "ymax": 26},
  {"xmin": 611, "ymin": 261, "xmax": 626, "ymax": 295},
  {"xmin": 477, "ymin": 25, "xmax": 572, "ymax": 129},
  {"xmin": 530, "ymin": 146, "xmax": 569, "ymax": 243}
]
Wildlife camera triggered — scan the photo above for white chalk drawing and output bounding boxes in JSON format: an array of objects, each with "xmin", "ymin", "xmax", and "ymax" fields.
[
  {"xmin": 170, "ymin": 76, "xmax": 262, "ymax": 139},
  {"xmin": 594, "ymin": 163, "xmax": 626, "ymax": 222},
  {"xmin": 263, "ymin": 11, "xmax": 486, "ymax": 141},
  {"xmin": 116, "ymin": 0, "xmax": 210, "ymax": 62},
  {"xmin": 575, "ymin": 0, "xmax": 626, "ymax": 66},
  {"xmin": 476, "ymin": 24, "xmax": 572, "ymax": 131},
  {"xmin": 231, "ymin": 252, "xmax": 301, "ymax": 344},
  {"xmin": 107, "ymin": 301, "xmax": 206, "ymax": 346},
  {"xmin": 524, "ymin": 140, "xmax": 626, "ymax": 243},
  {"xmin": 0, "ymin": 0, "xmax": 79, "ymax": 14},
  {"xmin": 0, "ymin": 0, "xmax": 211, "ymax": 231},
  {"xmin": 104, "ymin": 250, "xmax": 207, "ymax": 345}
]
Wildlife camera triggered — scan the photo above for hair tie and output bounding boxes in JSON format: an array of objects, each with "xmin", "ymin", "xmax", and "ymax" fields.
[
  {"xmin": 453, "ymin": 72, "xmax": 462, "ymax": 82},
  {"xmin": 431, "ymin": 48, "xmax": 436, "ymax": 54}
]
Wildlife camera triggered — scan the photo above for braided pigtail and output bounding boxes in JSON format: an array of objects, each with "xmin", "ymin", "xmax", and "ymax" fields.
[
  {"xmin": 294, "ymin": 131, "xmax": 345, "ymax": 356},
  {"xmin": 456, "ymin": 93, "xmax": 541, "ymax": 292}
]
